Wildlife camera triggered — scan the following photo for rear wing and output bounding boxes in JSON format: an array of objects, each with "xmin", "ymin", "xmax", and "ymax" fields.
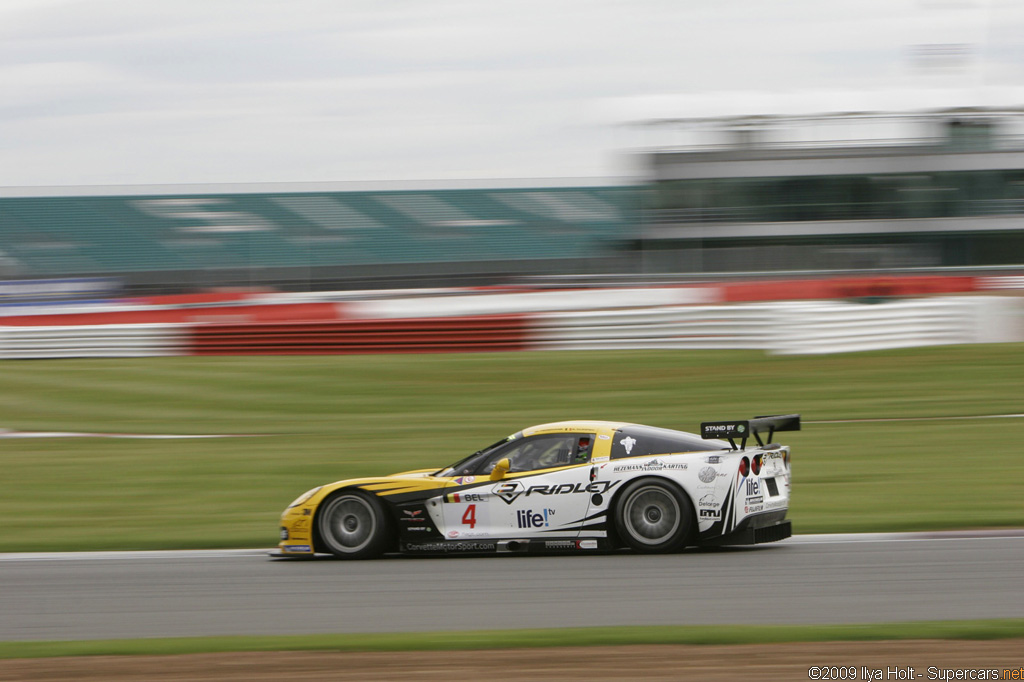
[{"xmin": 700, "ymin": 414, "xmax": 801, "ymax": 450}]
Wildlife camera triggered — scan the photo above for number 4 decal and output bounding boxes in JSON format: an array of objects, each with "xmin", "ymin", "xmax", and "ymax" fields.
[{"xmin": 461, "ymin": 504, "xmax": 477, "ymax": 529}]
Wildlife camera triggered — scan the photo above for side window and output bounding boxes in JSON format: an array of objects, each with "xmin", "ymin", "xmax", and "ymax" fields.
[
  {"xmin": 610, "ymin": 426, "xmax": 725, "ymax": 459},
  {"xmin": 573, "ymin": 434, "xmax": 594, "ymax": 464},
  {"xmin": 475, "ymin": 434, "xmax": 595, "ymax": 474}
]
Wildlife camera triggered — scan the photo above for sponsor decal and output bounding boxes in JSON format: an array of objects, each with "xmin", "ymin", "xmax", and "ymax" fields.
[
  {"xmin": 744, "ymin": 479, "xmax": 762, "ymax": 497},
  {"xmin": 744, "ymin": 504, "xmax": 764, "ymax": 514},
  {"xmin": 402, "ymin": 509, "xmax": 424, "ymax": 523},
  {"xmin": 746, "ymin": 495, "xmax": 764, "ymax": 505},
  {"xmin": 453, "ymin": 476, "xmax": 476, "ymax": 485},
  {"xmin": 283, "ymin": 544, "xmax": 312, "ymax": 552},
  {"xmin": 704, "ymin": 423, "xmax": 744, "ymax": 435},
  {"xmin": 544, "ymin": 539, "xmax": 600, "ymax": 550},
  {"xmin": 613, "ymin": 458, "xmax": 688, "ymax": 473},
  {"xmin": 405, "ymin": 542, "xmax": 496, "ymax": 553},
  {"xmin": 405, "ymin": 526, "xmax": 430, "ymax": 532},
  {"xmin": 698, "ymin": 493, "xmax": 720, "ymax": 509},
  {"xmin": 765, "ymin": 499, "xmax": 788, "ymax": 510},
  {"xmin": 492, "ymin": 480, "xmax": 527, "ymax": 504},
  {"xmin": 492, "ymin": 480, "xmax": 621, "ymax": 505},
  {"xmin": 598, "ymin": 434, "xmax": 611, "ymax": 440},
  {"xmin": 527, "ymin": 480, "xmax": 619, "ymax": 499},
  {"xmin": 698, "ymin": 508, "xmax": 721, "ymax": 519},
  {"xmin": 705, "ymin": 455, "xmax": 722, "ymax": 464},
  {"xmin": 620, "ymin": 436, "xmax": 637, "ymax": 454},
  {"xmin": 446, "ymin": 492, "xmax": 485, "ymax": 503},
  {"xmin": 447, "ymin": 530, "xmax": 460, "ymax": 538},
  {"xmin": 517, "ymin": 508, "xmax": 553, "ymax": 529},
  {"xmin": 698, "ymin": 467, "xmax": 718, "ymax": 484}
]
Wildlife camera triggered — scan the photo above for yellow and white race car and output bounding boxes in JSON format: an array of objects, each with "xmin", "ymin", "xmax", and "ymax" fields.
[{"xmin": 275, "ymin": 415, "xmax": 798, "ymax": 559}]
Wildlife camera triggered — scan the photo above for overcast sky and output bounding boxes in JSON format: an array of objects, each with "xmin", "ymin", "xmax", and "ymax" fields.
[{"xmin": 3, "ymin": 0, "xmax": 1023, "ymax": 189}]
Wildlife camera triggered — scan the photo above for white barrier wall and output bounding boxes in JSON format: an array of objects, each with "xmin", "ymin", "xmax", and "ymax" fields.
[
  {"xmin": 0, "ymin": 324, "xmax": 186, "ymax": 359},
  {"xmin": 1, "ymin": 296, "xmax": 1021, "ymax": 358},
  {"xmin": 768, "ymin": 299, "xmax": 976, "ymax": 355},
  {"xmin": 530, "ymin": 297, "xmax": 1024, "ymax": 355},
  {"xmin": 343, "ymin": 286, "xmax": 718, "ymax": 319},
  {"xmin": 530, "ymin": 306, "xmax": 772, "ymax": 350}
]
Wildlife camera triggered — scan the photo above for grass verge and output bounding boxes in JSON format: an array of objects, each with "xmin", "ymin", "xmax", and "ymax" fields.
[
  {"xmin": 2, "ymin": 619, "xmax": 1023, "ymax": 659},
  {"xmin": 2, "ymin": 345, "xmax": 1024, "ymax": 550}
]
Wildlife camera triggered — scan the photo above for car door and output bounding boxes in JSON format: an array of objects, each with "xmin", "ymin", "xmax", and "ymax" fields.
[{"xmin": 439, "ymin": 433, "xmax": 595, "ymax": 541}]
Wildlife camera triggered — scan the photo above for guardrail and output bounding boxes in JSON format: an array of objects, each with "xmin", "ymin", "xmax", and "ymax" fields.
[
  {"xmin": 767, "ymin": 298, "xmax": 1012, "ymax": 355},
  {"xmin": 0, "ymin": 324, "xmax": 185, "ymax": 359},
  {"xmin": 2, "ymin": 273, "xmax": 999, "ymax": 326},
  {"xmin": 188, "ymin": 316, "xmax": 530, "ymax": 355},
  {"xmin": 530, "ymin": 297, "xmax": 1021, "ymax": 355},
  {"xmin": 1, "ymin": 296, "xmax": 1020, "ymax": 358},
  {"xmin": 529, "ymin": 306, "xmax": 771, "ymax": 350}
]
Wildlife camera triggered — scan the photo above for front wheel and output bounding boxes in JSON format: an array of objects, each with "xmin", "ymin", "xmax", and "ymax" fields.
[
  {"xmin": 316, "ymin": 490, "xmax": 392, "ymax": 559},
  {"xmin": 613, "ymin": 479, "xmax": 693, "ymax": 553}
]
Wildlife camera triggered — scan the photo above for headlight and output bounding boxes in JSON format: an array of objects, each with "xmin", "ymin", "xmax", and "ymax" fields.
[{"xmin": 287, "ymin": 486, "xmax": 322, "ymax": 508}]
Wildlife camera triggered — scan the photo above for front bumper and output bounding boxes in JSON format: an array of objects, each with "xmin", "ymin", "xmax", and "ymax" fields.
[{"xmin": 277, "ymin": 506, "xmax": 316, "ymax": 556}]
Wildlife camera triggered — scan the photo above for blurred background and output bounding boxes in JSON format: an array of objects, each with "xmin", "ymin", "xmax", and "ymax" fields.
[
  {"xmin": 2, "ymin": 0, "xmax": 1023, "ymax": 536},
  {"xmin": 3, "ymin": 3, "xmax": 1024, "ymax": 672},
  {"xmin": 1, "ymin": 0, "xmax": 1024, "ymax": 297}
]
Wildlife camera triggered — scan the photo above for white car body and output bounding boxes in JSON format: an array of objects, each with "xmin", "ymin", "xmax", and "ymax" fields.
[{"xmin": 276, "ymin": 415, "xmax": 798, "ymax": 558}]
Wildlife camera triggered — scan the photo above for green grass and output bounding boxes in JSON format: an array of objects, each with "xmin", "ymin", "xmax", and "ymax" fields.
[
  {"xmin": 2, "ymin": 619, "xmax": 1023, "ymax": 659},
  {"xmin": 1, "ymin": 345, "xmax": 1023, "ymax": 551}
]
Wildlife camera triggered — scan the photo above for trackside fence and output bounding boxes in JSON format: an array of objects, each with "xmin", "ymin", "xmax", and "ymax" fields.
[
  {"xmin": 530, "ymin": 297, "xmax": 1021, "ymax": 355},
  {"xmin": 0, "ymin": 324, "xmax": 185, "ymax": 359},
  {"xmin": 529, "ymin": 306, "xmax": 774, "ymax": 350},
  {"xmin": 766, "ymin": 298, "xmax": 997, "ymax": 355},
  {"xmin": 187, "ymin": 316, "xmax": 530, "ymax": 355},
  {"xmin": 0, "ymin": 296, "xmax": 1020, "ymax": 358}
]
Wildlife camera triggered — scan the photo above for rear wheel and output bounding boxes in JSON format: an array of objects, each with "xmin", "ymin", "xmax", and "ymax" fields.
[
  {"xmin": 316, "ymin": 490, "xmax": 391, "ymax": 559},
  {"xmin": 614, "ymin": 479, "xmax": 693, "ymax": 553}
]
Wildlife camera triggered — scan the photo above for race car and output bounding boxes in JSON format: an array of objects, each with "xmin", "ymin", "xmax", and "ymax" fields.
[{"xmin": 275, "ymin": 414, "xmax": 798, "ymax": 559}]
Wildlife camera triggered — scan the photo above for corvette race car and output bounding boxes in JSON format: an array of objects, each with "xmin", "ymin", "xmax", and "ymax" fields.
[{"xmin": 275, "ymin": 414, "xmax": 798, "ymax": 559}]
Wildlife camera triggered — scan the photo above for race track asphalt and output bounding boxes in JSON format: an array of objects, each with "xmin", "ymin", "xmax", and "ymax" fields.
[{"xmin": 2, "ymin": 532, "xmax": 1022, "ymax": 641}]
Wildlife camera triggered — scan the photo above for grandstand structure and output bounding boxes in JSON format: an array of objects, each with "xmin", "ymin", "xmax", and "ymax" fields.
[
  {"xmin": 0, "ymin": 185, "xmax": 639, "ymax": 293},
  {"xmin": 2, "ymin": 106, "xmax": 1024, "ymax": 296},
  {"xmin": 637, "ymin": 106, "xmax": 1024, "ymax": 274}
]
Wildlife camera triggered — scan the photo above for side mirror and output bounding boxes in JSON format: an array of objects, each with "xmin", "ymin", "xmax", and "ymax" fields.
[{"xmin": 490, "ymin": 458, "xmax": 511, "ymax": 481}]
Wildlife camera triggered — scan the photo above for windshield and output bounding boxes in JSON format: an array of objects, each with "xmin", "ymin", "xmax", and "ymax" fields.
[{"xmin": 435, "ymin": 434, "xmax": 518, "ymax": 477}]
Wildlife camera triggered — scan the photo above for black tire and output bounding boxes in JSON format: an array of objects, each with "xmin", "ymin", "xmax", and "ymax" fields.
[
  {"xmin": 316, "ymin": 490, "xmax": 392, "ymax": 559},
  {"xmin": 613, "ymin": 479, "xmax": 693, "ymax": 553}
]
